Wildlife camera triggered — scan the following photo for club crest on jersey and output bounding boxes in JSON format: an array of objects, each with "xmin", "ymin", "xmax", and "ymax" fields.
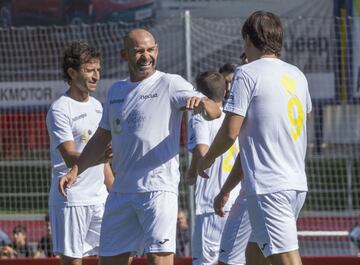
[
  {"xmin": 126, "ymin": 110, "xmax": 145, "ymax": 131},
  {"xmin": 113, "ymin": 118, "xmax": 122, "ymax": 134}
]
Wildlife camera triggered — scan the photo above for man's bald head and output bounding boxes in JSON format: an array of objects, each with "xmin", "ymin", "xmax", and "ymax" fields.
[
  {"xmin": 123, "ymin": 29, "xmax": 157, "ymax": 50},
  {"xmin": 121, "ymin": 28, "xmax": 158, "ymax": 82}
]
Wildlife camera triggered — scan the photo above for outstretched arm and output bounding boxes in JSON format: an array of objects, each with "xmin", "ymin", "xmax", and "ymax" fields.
[
  {"xmin": 198, "ymin": 112, "xmax": 244, "ymax": 177},
  {"xmin": 214, "ymin": 154, "xmax": 243, "ymax": 217},
  {"xmin": 59, "ymin": 127, "xmax": 112, "ymax": 196}
]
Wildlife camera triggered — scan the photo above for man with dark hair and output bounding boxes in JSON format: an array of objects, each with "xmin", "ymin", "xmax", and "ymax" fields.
[
  {"xmin": 46, "ymin": 40, "xmax": 114, "ymax": 265},
  {"xmin": 186, "ymin": 70, "xmax": 243, "ymax": 265},
  {"xmin": 195, "ymin": 71, "xmax": 227, "ymax": 102},
  {"xmin": 11, "ymin": 225, "xmax": 34, "ymax": 257},
  {"xmin": 198, "ymin": 11, "xmax": 312, "ymax": 265},
  {"xmin": 58, "ymin": 29, "xmax": 220, "ymax": 265}
]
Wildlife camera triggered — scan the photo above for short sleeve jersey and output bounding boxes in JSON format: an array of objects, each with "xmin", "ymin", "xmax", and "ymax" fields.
[
  {"xmin": 188, "ymin": 111, "xmax": 241, "ymax": 215},
  {"xmin": 99, "ymin": 71, "xmax": 201, "ymax": 194},
  {"xmin": 224, "ymin": 58, "xmax": 312, "ymax": 195},
  {"xmin": 46, "ymin": 94, "xmax": 108, "ymax": 206}
]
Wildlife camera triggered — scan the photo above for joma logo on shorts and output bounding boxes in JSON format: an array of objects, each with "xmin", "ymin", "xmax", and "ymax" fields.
[{"xmin": 158, "ymin": 239, "xmax": 169, "ymax": 245}]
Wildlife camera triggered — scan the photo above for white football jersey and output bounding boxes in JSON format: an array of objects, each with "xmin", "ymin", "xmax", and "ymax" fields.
[
  {"xmin": 188, "ymin": 111, "xmax": 241, "ymax": 214},
  {"xmin": 99, "ymin": 71, "xmax": 202, "ymax": 194},
  {"xmin": 46, "ymin": 94, "xmax": 108, "ymax": 206},
  {"xmin": 224, "ymin": 58, "xmax": 312, "ymax": 195}
]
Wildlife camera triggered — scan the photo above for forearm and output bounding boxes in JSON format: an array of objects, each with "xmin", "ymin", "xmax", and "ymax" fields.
[
  {"xmin": 187, "ymin": 156, "xmax": 199, "ymax": 179},
  {"xmin": 221, "ymin": 154, "xmax": 243, "ymax": 193},
  {"xmin": 76, "ymin": 128, "xmax": 112, "ymax": 175},
  {"xmin": 58, "ymin": 141, "xmax": 81, "ymax": 168},
  {"xmin": 62, "ymin": 150, "xmax": 81, "ymax": 168},
  {"xmin": 204, "ymin": 128, "xmax": 235, "ymax": 164},
  {"xmin": 204, "ymin": 113, "xmax": 242, "ymax": 163},
  {"xmin": 186, "ymin": 145, "xmax": 208, "ymax": 185}
]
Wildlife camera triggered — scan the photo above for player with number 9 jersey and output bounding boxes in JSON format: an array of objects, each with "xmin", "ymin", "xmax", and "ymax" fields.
[{"xmin": 224, "ymin": 58, "xmax": 312, "ymax": 196}]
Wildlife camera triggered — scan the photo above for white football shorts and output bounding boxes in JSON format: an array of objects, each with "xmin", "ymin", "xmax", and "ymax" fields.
[
  {"xmin": 99, "ymin": 191, "xmax": 178, "ymax": 256},
  {"xmin": 247, "ymin": 190, "xmax": 306, "ymax": 257},
  {"xmin": 218, "ymin": 191, "xmax": 250, "ymax": 265},
  {"xmin": 49, "ymin": 203, "xmax": 105, "ymax": 258},
  {"xmin": 192, "ymin": 212, "xmax": 228, "ymax": 265}
]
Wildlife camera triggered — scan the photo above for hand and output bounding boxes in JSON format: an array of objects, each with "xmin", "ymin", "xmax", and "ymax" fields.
[
  {"xmin": 197, "ymin": 155, "xmax": 214, "ymax": 179},
  {"xmin": 0, "ymin": 246, "xmax": 17, "ymax": 258},
  {"xmin": 58, "ymin": 165, "xmax": 78, "ymax": 197},
  {"xmin": 213, "ymin": 189, "xmax": 230, "ymax": 217},
  {"xmin": 185, "ymin": 96, "xmax": 206, "ymax": 114}
]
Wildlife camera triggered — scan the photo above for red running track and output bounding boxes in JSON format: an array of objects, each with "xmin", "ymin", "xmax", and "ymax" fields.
[{"xmin": 0, "ymin": 256, "xmax": 360, "ymax": 265}]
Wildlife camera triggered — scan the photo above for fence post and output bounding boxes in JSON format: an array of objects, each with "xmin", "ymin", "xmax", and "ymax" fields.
[{"xmin": 184, "ymin": 9, "xmax": 196, "ymax": 242}]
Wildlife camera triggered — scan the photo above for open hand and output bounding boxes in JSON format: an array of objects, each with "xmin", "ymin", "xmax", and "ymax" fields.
[
  {"xmin": 213, "ymin": 190, "xmax": 230, "ymax": 217},
  {"xmin": 58, "ymin": 165, "xmax": 78, "ymax": 197}
]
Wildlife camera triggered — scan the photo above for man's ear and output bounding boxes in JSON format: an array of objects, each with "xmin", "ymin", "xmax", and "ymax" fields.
[
  {"xmin": 67, "ymin": 68, "xmax": 76, "ymax": 80},
  {"xmin": 120, "ymin": 49, "xmax": 127, "ymax": 61}
]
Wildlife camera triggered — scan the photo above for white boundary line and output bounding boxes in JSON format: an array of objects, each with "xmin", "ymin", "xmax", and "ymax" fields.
[{"xmin": 298, "ymin": 231, "xmax": 349, "ymax": 236}]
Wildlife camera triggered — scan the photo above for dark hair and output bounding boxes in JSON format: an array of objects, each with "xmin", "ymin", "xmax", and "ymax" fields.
[
  {"xmin": 241, "ymin": 11, "xmax": 283, "ymax": 56},
  {"xmin": 13, "ymin": 225, "xmax": 26, "ymax": 234},
  {"xmin": 195, "ymin": 71, "xmax": 226, "ymax": 102},
  {"xmin": 61, "ymin": 40, "xmax": 101, "ymax": 84},
  {"xmin": 219, "ymin": 63, "xmax": 238, "ymax": 74}
]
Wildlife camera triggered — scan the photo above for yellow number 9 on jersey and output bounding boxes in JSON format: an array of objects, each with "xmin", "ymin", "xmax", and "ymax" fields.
[{"xmin": 287, "ymin": 96, "xmax": 304, "ymax": 141}]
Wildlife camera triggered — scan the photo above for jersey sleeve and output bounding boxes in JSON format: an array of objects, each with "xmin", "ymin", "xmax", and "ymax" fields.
[
  {"xmin": 224, "ymin": 68, "xmax": 253, "ymax": 117},
  {"xmin": 169, "ymin": 74, "xmax": 203, "ymax": 109},
  {"xmin": 46, "ymin": 106, "xmax": 73, "ymax": 148},
  {"xmin": 187, "ymin": 113, "xmax": 210, "ymax": 151}
]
